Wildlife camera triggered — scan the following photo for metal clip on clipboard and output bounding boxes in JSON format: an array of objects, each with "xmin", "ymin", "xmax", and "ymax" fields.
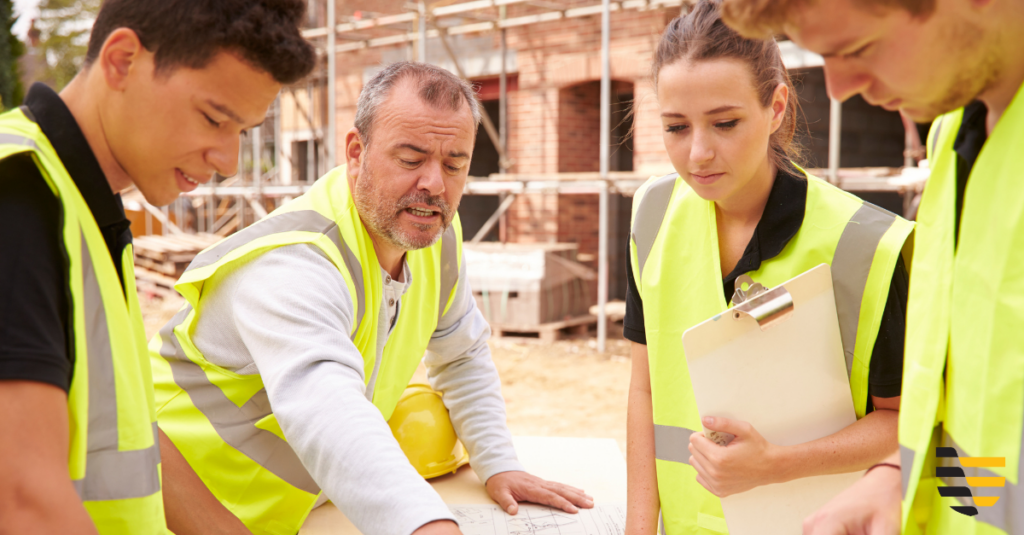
[{"xmin": 730, "ymin": 275, "xmax": 795, "ymax": 331}]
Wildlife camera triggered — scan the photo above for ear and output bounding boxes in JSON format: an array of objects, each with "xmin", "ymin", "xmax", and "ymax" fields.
[
  {"xmin": 96, "ymin": 28, "xmax": 146, "ymax": 91},
  {"xmin": 345, "ymin": 128, "xmax": 365, "ymax": 180},
  {"xmin": 769, "ymin": 82, "xmax": 789, "ymax": 135}
]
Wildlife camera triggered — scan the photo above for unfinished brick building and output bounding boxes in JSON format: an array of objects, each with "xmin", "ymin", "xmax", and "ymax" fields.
[{"xmin": 286, "ymin": 0, "xmax": 918, "ymax": 301}]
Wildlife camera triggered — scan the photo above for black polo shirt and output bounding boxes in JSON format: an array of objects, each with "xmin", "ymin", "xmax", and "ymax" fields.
[
  {"xmin": 953, "ymin": 100, "xmax": 988, "ymax": 244},
  {"xmin": 623, "ymin": 168, "xmax": 909, "ymax": 407},
  {"xmin": 0, "ymin": 83, "xmax": 132, "ymax": 393}
]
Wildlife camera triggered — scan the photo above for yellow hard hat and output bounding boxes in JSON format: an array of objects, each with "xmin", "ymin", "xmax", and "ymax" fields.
[{"xmin": 388, "ymin": 384, "xmax": 470, "ymax": 479}]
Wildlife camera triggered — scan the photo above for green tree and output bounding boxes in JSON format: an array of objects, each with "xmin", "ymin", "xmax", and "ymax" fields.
[
  {"xmin": 36, "ymin": 0, "xmax": 99, "ymax": 90},
  {"xmin": 0, "ymin": 0, "xmax": 24, "ymax": 109}
]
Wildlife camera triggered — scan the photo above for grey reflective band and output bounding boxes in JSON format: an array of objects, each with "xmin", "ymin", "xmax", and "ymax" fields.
[
  {"xmin": 0, "ymin": 132, "xmax": 39, "ymax": 150},
  {"xmin": 158, "ymin": 307, "xmax": 321, "ymax": 494},
  {"xmin": 900, "ymin": 443, "xmax": 915, "ymax": 499},
  {"xmin": 937, "ymin": 431, "xmax": 1022, "ymax": 532},
  {"xmin": 438, "ymin": 224, "xmax": 459, "ymax": 322},
  {"xmin": 186, "ymin": 209, "xmax": 366, "ymax": 337},
  {"xmin": 632, "ymin": 174, "xmax": 679, "ymax": 280},
  {"xmin": 654, "ymin": 424, "xmax": 694, "ymax": 465},
  {"xmin": 831, "ymin": 203, "xmax": 899, "ymax": 378},
  {"xmin": 72, "ymin": 236, "xmax": 161, "ymax": 501},
  {"xmin": 929, "ymin": 116, "xmax": 945, "ymax": 162}
]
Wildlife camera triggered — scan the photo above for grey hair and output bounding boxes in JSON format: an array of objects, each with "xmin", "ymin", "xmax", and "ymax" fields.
[{"xmin": 354, "ymin": 61, "xmax": 481, "ymax": 146}]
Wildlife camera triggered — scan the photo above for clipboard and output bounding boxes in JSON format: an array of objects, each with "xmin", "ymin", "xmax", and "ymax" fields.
[{"xmin": 681, "ymin": 264, "xmax": 862, "ymax": 535}]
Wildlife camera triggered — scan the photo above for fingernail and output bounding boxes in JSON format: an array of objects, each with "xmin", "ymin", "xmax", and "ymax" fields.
[
  {"xmin": 569, "ymin": 505, "xmax": 579, "ymax": 513},
  {"xmin": 703, "ymin": 416, "xmax": 714, "ymax": 426},
  {"xmin": 506, "ymin": 505, "xmax": 515, "ymax": 514},
  {"xmin": 586, "ymin": 499, "xmax": 595, "ymax": 506}
]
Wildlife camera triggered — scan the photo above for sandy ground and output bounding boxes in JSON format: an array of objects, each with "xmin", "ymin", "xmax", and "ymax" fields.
[{"xmin": 141, "ymin": 295, "xmax": 632, "ymax": 454}]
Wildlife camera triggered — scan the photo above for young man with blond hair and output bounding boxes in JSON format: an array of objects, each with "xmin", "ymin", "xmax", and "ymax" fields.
[{"xmin": 719, "ymin": 0, "xmax": 1024, "ymax": 533}]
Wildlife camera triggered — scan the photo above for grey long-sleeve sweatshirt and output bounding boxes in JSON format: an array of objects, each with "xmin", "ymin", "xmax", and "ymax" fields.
[{"xmin": 190, "ymin": 243, "xmax": 524, "ymax": 535}]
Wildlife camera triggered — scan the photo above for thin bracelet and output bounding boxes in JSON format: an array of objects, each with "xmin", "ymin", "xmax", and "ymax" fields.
[{"xmin": 865, "ymin": 462, "xmax": 901, "ymax": 476}]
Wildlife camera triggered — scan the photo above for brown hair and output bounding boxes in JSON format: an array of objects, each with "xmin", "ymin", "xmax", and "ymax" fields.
[
  {"xmin": 720, "ymin": 0, "xmax": 936, "ymax": 40},
  {"xmin": 653, "ymin": 0, "xmax": 803, "ymax": 173}
]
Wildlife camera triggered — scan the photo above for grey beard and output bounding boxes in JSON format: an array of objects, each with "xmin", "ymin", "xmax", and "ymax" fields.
[{"xmin": 353, "ymin": 162, "xmax": 454, "ymax": 251}]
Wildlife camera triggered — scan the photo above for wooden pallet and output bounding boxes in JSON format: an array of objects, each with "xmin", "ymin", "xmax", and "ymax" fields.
[
  {"xmin": 491, "ymin": 315, "xmax": 597, "ymax": 343},
  {"xmin": 133, "ymin": 233, "xmax": 221, "ymax": 278}
]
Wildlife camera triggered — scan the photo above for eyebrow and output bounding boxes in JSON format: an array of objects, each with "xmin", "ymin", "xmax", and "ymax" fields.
[
  {"xmin": 207, "ymin": 99, "xmax": 264, "ymax": 127},
  {"xmin": 396, "ymin": 143, "xmax": 470, "ymax": 159},
  {"xmin": 661, "ymin": 105, "xmax": 742, "ymax": 118}
]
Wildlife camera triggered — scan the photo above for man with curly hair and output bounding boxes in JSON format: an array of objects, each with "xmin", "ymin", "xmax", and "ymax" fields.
[{"xmin": 0, "ymin": 1, "xmax": 314, "ymax": 533}]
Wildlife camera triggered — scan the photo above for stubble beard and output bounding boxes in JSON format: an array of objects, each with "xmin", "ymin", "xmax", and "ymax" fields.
[
  {"xmin": 353, "ymin": 159, "xmax": 456, "ymax": 251},
  {"xmin": 923, "ymin": 18, "xmax": 1002, "ymax": 120}
]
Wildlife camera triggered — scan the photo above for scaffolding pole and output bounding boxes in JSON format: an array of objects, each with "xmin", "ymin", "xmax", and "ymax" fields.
[
  {"xmin": 828, "ymin": 98, "xmax": 842, "ymax": 184},
  {"xmin": 597, "ymin": 0, "xmax": 610, "ymax": 352},
  {"xmin": 327, "ymin": 0, "xmax": 337, "ymax": 170}
]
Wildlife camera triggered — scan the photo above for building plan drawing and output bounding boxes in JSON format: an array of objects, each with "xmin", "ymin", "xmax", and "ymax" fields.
[{"xmin": 448, "ymin": 504, "xmax": 625, "ymax": 535}]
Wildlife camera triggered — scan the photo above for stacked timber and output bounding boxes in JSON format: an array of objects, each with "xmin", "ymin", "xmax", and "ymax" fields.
[
  {"xmin": 133, "ymin": 233, "xmax": 220, "ymax": 298},
  {"xmin": 464, "ymin": 243, "xmax": 598, "ymax": 341}
]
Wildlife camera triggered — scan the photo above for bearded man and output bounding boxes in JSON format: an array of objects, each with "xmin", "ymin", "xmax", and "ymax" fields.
[{"xmin": 149, "ymin": 62, "xmax": 592, "ymax": 535}]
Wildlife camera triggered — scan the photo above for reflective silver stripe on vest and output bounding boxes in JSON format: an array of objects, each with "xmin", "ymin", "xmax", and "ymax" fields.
[
  {"xmin": 158, "ymin": 307, "xmax": 321, "ymax": 494},
  {"xmin": 0, "ymin": 132, "xmax": 39, "ymax": 150},
  {"xmin": 186, "ymin": 209, "xmax": 366, "ymax": 337},
  {"xmin": 632, "ymin": 174, "xmax": 679, "ymax": 279},
  {"xmin": 438, "ymin": 224, "xmax": 459, "ymax": 322},
  {"xmin": 71, "ymin": 236, "xmax": 161, "ymax": 500},
  {"xmin": 654, "ymin": 424, "xmax": 695, "ymax": 465},
  {"xmin": 901, "ymin": 443, "xmax": 916, "ymax": 498},
  {"xmin": 929, "ymin": 116, "xmax": 946, "ymax": 163},
  {"xmin": 831, "ymin": 203, "xmax": 899, "ymax": 378},
  {"xmin": 937, "ymin": 431, "xmax": 1022, "ymax": 532}
]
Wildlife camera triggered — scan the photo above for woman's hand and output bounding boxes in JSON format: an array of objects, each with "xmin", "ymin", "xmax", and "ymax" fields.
[{"xmin": 688, "ymin": 416, "xmax": 783, "ymax": 497}]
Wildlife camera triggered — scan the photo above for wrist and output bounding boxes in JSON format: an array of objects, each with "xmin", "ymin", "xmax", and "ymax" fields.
[{"xmin": 765, "ymin": 443, "xmax": 795, "ymax": 484}]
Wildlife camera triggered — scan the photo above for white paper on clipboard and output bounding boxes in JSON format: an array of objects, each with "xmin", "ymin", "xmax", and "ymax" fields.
[{"xmin": 681, "ymin": 264, "xmax": 863, "ymax": 535}]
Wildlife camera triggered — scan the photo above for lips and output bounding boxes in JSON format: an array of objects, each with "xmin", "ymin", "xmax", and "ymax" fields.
[{"xmin": 690, "ymin": 172, "xmax": 724, "ymax": 186}]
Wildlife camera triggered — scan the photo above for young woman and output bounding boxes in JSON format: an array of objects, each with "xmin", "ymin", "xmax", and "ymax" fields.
[{"xmin": 623, "ymin": 2, "xmax": 913, "ymax": 534}]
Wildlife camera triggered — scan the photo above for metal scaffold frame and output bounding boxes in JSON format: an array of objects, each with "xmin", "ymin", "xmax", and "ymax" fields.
[{"xmin": 141, "ymin": 0, "xmax": 925, "ymax": 350}]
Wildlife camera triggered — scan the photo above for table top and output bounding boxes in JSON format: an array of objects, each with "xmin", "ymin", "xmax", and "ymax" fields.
[{"xmin": 299, "ymin": 436, "xmax": 626, "ymax": 534}]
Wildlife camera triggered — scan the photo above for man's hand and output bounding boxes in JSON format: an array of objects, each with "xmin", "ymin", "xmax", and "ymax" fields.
[
  {"xmin": 485, "ymin": 471, "xmax": 594, "ymax": 515},
  {"xmin": 803, "ymin": 463, "xmax": 901, "ymax": 535},
  {"xmin": 688, "ymin": 416, "xmax": 781, "ymax": 497}
]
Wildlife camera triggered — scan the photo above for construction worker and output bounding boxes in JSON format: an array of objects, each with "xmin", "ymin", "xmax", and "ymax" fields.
[
  {"xmin": 717, "ymin": 0, "xmax": 1024, "ymax": 533},
  {"xmin": 623, "ymin": 2, "xmax": 914, "ymax": 534},
  {"xmin": 149, "ymin": 61, "xmax": 594, "ymax": 535},
  {"xmin": 0, "ymin": 1, "xmax": 314, "ymax": 534}
]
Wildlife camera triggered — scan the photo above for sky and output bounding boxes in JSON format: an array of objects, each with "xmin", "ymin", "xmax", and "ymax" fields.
[{"xmin": 13, "ymin": 0, "xmax": 40, "ymax": 40}]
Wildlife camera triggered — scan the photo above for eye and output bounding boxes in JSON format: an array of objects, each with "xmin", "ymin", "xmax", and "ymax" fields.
[
  {"xmin": 715, "ymin": 119, "xmax": 739, "ymax": 130},
  {"xmin": 846, "ymin": 42, "xmax": 873, "ymax": 59},
  {"xmin": 665, "ymin": 124, "xmax": 688, "ymax": 133},
  {"xmin": 202, "ymin": 112, "xmax": 221, "ymax": 128},
  {"xmin": 399, "ymin": 159, "xmax": 420, "ymax": 167},
  {"xmin": 446, "ymin": 164, "xmax": 463, "ymax": 173}
]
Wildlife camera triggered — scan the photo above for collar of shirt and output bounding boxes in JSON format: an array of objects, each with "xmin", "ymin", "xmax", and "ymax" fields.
[
  {"xmin": 721, "ymin": 167, "xmax": 807, "ymax": 299},
  {"xmin": 954, "ymin": 100, "xmax": 989, "ymax": 168},
  {"xmin": 23, "ymin": 83, "xmax": 130, "ymax": 236}
]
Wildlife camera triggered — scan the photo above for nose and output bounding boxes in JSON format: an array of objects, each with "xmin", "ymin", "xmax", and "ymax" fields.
[
  {"xmin": 206, "ymin": 133, "xmax": 241, "ymax": 178},
  {"xmin": 823, "ymin": 58, "xmax": 872, "ymax": 103},
  {"xmin": 417, "ymin": 161, "xmax": 446, "ymax": 197},
  {"xmin": 689, "ymin": 127, "xmax": 715, "ymax": 165}
]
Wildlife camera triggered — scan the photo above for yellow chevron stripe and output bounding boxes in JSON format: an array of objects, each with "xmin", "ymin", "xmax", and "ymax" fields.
[
  {"xmin": 966, "ymin": 477, "xmax": 1006, "ymax": 487},
  {"xmin": 960, "ymin": 457, "xmax": 1006, "ymax": 468},
  {"xmin": 972, "ymin": 496, "xmax": 1000, "ymax": 507}
]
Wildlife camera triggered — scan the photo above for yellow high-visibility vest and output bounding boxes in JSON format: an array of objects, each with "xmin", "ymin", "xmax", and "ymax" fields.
[
  {"xmin": 899, "ymin": 81, "xmax": 1024, "ymax": 535},
  {"xmin": 0, "ymin": 107, "xmax": 167, "ymax": 533},
  {"xmin": 149, "ymin": 165, "xmax": 462, "ymax": 535},
  {"xmin": 630, "ymin": 169, "xmax": 912, "ymax": 534}
]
